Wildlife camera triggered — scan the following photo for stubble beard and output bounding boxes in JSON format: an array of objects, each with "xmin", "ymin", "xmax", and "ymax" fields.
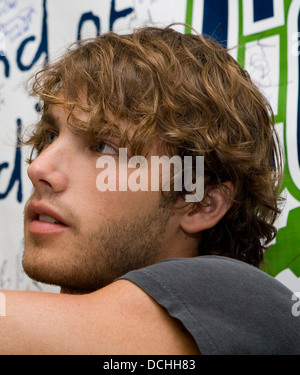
[{"xmin": 23, "ymin": 204, "xmax": 173, "ymax": 294}]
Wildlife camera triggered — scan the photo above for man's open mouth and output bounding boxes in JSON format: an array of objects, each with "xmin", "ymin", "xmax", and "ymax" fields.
[
  {"xmin": 38, "ymin": 214, "xmax": 65, "ymax": 225},
  {"xmin": 26, "ymin": 201, "xmax": 69, "ymax": 234}
]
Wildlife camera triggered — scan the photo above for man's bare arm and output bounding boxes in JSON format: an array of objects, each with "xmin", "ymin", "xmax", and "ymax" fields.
[{"xmin": 0, "ymin": 280, "xmax": 200, "ymax": 354}]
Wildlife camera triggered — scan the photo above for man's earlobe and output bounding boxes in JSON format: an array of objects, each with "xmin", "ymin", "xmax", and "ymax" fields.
[{"xmin": 180, "ymin": 182, "xmax": 233, "ymax": 234}]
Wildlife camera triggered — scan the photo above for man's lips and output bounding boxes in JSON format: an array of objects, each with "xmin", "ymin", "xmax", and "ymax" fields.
[{"xmin": 26, "ymin": 201, "xmax": 69, "ymax": 235}]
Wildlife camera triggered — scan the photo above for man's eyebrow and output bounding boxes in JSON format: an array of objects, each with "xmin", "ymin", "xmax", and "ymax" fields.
[{"xmin": 40, "ymin": 112, "xmax": 59, "ymax": 128}]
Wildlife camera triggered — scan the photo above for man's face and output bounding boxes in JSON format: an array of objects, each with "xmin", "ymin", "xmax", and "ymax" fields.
[{"xmin": 23, "ymin": 103, "xmax": 176, "ymax": 293}]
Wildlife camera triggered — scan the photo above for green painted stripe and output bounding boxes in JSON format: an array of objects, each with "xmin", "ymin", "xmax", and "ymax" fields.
[{"xmin": 185, "ymin": 0, "xmax": 194, "ymax": 33}]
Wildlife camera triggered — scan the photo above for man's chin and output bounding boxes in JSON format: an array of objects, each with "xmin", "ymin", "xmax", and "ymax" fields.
[
  {"xmin": 22, "ymin": 255, "xmax": 61, "ymax": 288},
  {"xmin": 22, "ymin": 249, "xmax": 111, "ymax": 293},
  {"xmin": 22, "ymin": 245, "xmax": 66, "ymax": 287}
]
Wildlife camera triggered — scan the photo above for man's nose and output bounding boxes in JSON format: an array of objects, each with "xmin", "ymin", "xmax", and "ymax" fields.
[{"xmin": 27, "ymin": 141, "xmax": 69, "ymax": 195}]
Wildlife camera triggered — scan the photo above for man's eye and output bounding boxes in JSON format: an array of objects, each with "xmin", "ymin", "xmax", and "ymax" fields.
[
  {"xmin": 36, "ymin": 131, "xmax": 58, "ymax": 154},
  {"xmin": 94, "ymin": 141, "xmax": 117, "ymax": 155},
  {"xmin": 47, "ymin": 132, "xmax": 58, "ymax": 144}
]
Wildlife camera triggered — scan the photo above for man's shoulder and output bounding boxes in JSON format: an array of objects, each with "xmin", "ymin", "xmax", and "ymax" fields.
[
  {"xmin": 91, "ymin": 279, "xmax": 201, "ymax": 354},
  {"xmin": 118, "ymin": 255, "xmax": 300, "ymax": 354}
]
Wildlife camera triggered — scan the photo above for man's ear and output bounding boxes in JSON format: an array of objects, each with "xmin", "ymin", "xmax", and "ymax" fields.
[{"xmin": 180, "ymin": 182, "xmax": 233, "ymax": 234}]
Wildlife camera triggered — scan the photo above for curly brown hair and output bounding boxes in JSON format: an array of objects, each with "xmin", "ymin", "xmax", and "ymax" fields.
[{"xmin": 25, "ymin": 25, "xmax": 283, "ymax": 267}]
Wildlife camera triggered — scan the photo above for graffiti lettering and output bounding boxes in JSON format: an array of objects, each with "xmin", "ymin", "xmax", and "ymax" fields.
[
  {"xmin": 0, "ymin": 118, "xmax": 22, "ymax": 202},
  {"xmin": 16, "ymin": 0, "xmax": 48, "ymax": 71},
  {"xmin": 1, "ymin": 0, "xmax": 134, "ymax": 78},
  {"xmin": 77, "ymin": 11, "xmax": 101, "ymax": 40}
]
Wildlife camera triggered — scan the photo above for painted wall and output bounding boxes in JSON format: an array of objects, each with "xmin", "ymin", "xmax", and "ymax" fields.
[{"xmin": 0, "ymin": 0, "xmax": 299, "ymax": 294}]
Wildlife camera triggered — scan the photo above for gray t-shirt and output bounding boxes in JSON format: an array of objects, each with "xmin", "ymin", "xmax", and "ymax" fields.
[{"xmin": 119, "ymin": 255, "xmax": 300, "ymax": 354}]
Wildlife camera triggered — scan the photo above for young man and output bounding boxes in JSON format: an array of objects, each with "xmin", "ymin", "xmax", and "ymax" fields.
[{"xmin": 0, "ymin": 25, "xmax": 299, "ymax": 354}]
